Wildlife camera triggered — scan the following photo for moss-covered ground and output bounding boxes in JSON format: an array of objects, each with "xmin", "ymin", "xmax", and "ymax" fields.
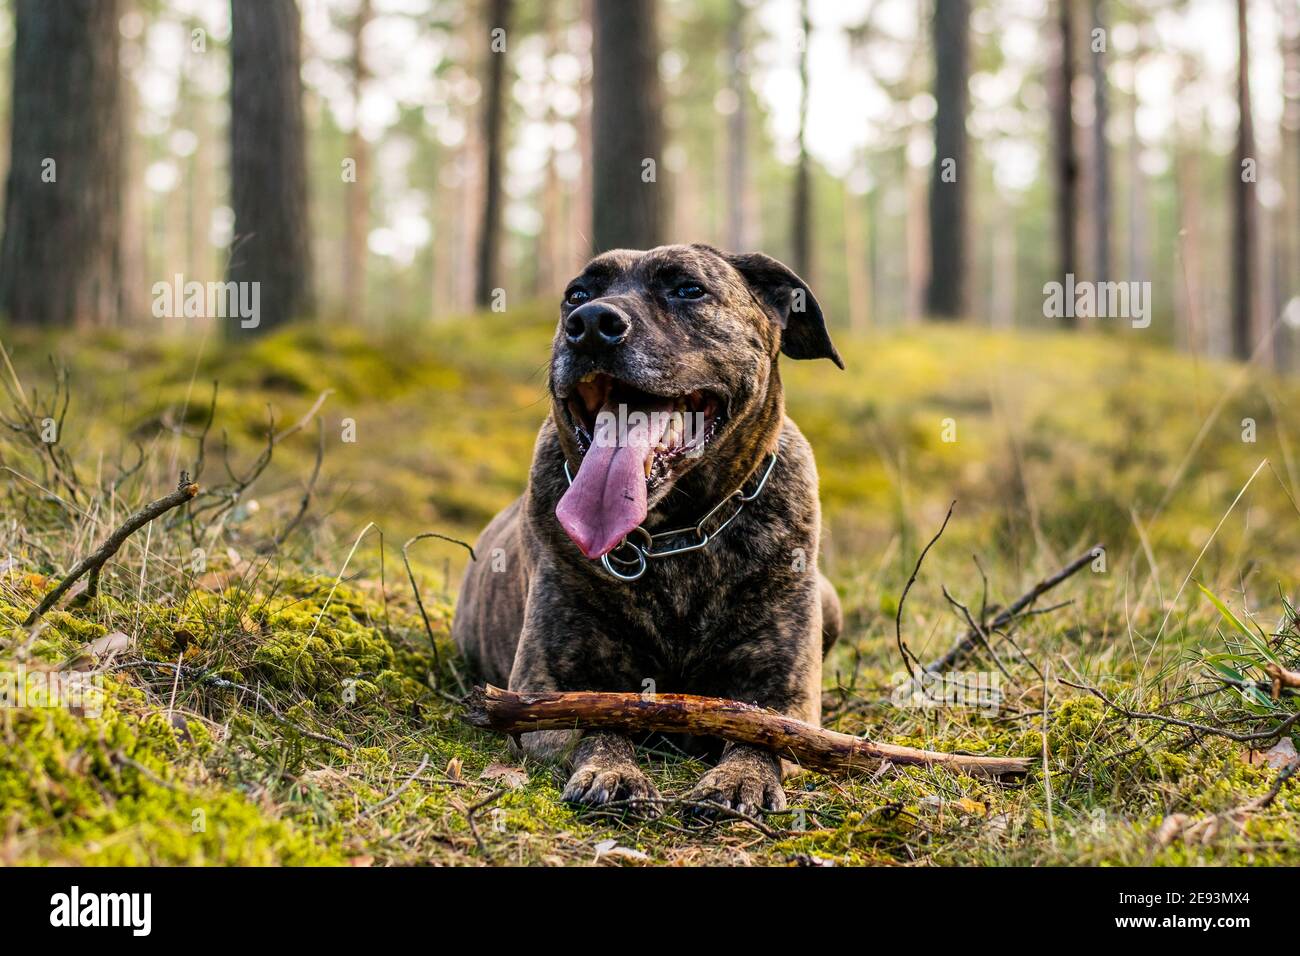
[{"xmin": 2, "ymin": 307, "xmax": 1298, "ymax": 865}]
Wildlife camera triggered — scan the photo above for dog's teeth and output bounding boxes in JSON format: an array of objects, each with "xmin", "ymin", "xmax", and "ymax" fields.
[
  {"xmin": 644, "ymin": 455, "xmax": 654, "ymax": 478},
  {"xmin": 665, "ymin": 412, "xmax": 683, "ymax": 448}
]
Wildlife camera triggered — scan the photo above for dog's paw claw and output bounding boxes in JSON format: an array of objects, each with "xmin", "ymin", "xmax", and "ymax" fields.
[
  {"xmin": 687, "ymin": 764, "xmax": 786, "ymax": 819},
  {"xmin": 562, "ymin": 762, "xmax": 661, "ymax": 815}
]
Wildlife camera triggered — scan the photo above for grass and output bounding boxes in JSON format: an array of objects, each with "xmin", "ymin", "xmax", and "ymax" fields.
[{"xmin": 1, "ymin": 306, "xmax": 1299, "ymax": 866}]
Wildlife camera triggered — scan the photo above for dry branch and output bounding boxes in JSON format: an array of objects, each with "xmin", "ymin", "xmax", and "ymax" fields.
[
  {"xmin": 924, "ymin": 545, "xmax": 1100, "ymax": 673},
  {"xmin": 24, "ymin": 473, "xmax": 199, "ymax": 627},
  {"xmin": 1265, "ymin": 662, "xmax": 1300, "ymax": 701},
  {"xmin": 463, "ymin": 685, "xmax": 1031, "ymax": 779}
]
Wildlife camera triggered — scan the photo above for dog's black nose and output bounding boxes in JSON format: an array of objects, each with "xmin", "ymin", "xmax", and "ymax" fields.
[{"xmin": 564, "ymin": 303, "xmax": 629, "ymax": 353}]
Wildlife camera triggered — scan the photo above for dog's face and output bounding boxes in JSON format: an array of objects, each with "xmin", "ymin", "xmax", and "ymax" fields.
[{"xmin": 549, "ymin": 243, "xmax": 842, "ymax": 559}]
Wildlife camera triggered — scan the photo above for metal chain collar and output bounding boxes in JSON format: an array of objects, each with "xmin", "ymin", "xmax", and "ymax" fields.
[{"xmin": 562, "ymin": 452, "xmax": 778, "ymax": 582}]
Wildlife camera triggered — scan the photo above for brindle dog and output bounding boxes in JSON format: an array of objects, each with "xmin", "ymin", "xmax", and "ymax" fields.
[{"xmin": 452, "ymin": 243, "xmax": 843, "ymax": 815}]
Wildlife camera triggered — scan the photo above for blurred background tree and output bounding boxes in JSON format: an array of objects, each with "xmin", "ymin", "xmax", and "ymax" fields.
[
  {"xmin": 0, "ymin": 0, "xmax": 1292, "ymax": 360},
  {"xmin": 228, "ymin": 0, "xmax": 313, "ymax": 331},
  {"xmin": 0, "ymin": 0, "xmax": 123, "ymax": 326}
]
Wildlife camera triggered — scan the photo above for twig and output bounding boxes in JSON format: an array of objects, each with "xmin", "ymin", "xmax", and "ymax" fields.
[
  {"xmin": 941, "ymin": 585, "xmax": 1013, "ymax": 681},
  {"xmin": 1256, "ymin": 753, "xmax": 1300, "ymax": 809},
  {"xmin": 588, "ymin": 796, "xmax": 781, "ymax": 838},
  {"xmin": 925, "ymin": 545, "xmax": 1100, "ymax": 673},
  {"xmin": 463, "ymin": 685, "xmax": 1032, "ymax": 779},
  {"xmin": 23, "ymin": 473, "xmax": 199, "ymax": 627},
  {"xmin": 122, "ymin": 659, "xmax": 352, "ymax": 750},
  {"xmin": 403, "ymin": 532, "xmax": 476, "ymax": 693},
  {"xmin": 458, "ymin": 788, "xmax": 505, "ymax": 858},
  {"xmin": 268, "ymin": 416, "xmax": 325, "ymax": 550},
  {"xmin": 361, "ymin": 753, "xmax": 431, "ymax": 818},
  {"xmin": 896, "ymin": 500, "xmax": 955, "ymax": 679},
  {"xmin": 1060, "ymin": 677, "xmax": 1300, "ymax": 744}
]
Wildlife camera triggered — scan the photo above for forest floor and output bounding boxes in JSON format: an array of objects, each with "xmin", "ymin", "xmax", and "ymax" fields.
[{"xmin": 2, "ymin": 307, "xmax": 1299, "ymax": 866}]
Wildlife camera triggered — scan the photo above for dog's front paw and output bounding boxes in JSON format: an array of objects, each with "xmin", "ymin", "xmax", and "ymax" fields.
[
  {"xmin": 562, "ymin": 759, "xmax": 661, "ymax": 813},
  {"xmin": 687, "ymin": 754, "xmax": 786, "ymax": 817}
]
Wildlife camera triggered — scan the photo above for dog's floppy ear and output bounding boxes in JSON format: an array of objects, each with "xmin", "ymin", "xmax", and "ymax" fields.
[{"xmin": 725, "ymin": 252, "xmax": 844, "ymax": 369}]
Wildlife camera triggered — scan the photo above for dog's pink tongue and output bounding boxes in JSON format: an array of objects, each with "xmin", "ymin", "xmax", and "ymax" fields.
[{"xmin": 557, "ymin": 397, "xmax": 671, "ymax": 560}]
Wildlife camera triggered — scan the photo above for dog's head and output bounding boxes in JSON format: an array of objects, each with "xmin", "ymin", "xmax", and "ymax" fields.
[{"xmin": 548, "ymin": 243, "xmax": 842, "ymax": 560}]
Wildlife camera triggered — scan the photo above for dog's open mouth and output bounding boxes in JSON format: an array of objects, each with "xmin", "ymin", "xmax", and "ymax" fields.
[{"xmin": 557, "ymin": 372, "xmax": 724, "ymax": 560}]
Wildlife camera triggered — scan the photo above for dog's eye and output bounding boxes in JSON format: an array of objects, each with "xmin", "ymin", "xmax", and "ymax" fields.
[
  {"xmin": 565, "ymin": 288, "xmax": 591, "ymax": 306},
  {"xmin": 673, "ymin": 284, "xmax": 705, "ymax": 300}
]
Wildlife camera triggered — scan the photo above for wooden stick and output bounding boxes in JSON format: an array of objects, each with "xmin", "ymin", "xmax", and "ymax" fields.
[
  {"xmin": 24, "ymin": 473, "xmax": 199, "ymax": 627},
  {"xmin": 462, "ymin": 685, "xmax": 1032, "ymax": 779},
  {"xmin": 1264, "ymin": 662, "xmax": 1300, "ymax": 701},
  {"xmin": 924, "ymin": 545, "xmax": 1101, "ymax": 673}
]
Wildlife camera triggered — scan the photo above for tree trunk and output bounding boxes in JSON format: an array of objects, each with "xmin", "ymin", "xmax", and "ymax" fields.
[
  {"xmin": 844, "ymin": 173, "xmax": 871, "ymax": 332},
  {"xmin": 725, "ymin": 0, "xmax": 752, "ymax": 252},
  {"xmin": 0, "ymin": 0, "xmax": 123, "ymax": 327},
  {"xmin": 344, "ymin": 0, "xmax": 372, "ymax": 323},
  {"xmin": 790, "ymin": 0, "xmax": 812, "ymax": 276},
  {"xmin": 475, "ymin": 0, "xmax": 511, "ymax": 307},
  {"xmin": 924, "ymin": 0, "xmax": 969, "ymax": 319},
  {"xmin": 1089, "ymin": 0, "xmax": 1110, "ymax": 284},
  {"xmin": 228, "ymin": 0, "xmax": 313, "ymax": 334},
  {"xmin": 1231, "ymin": 0, "xmax": 1260, "ymax": 360},
  {"xmin": 591, "ymin": 0, "xmax": 664, "ymax": 253},
  {"xmin": 534, "ymin": 0, "xmax": 563, "ymax": 296},
  {"xmin": 1174, "ymin": 50, "xmax": 1205, "ymax": 357},
  {"xmin": 1050, "ymin": 0, "xmax": 1079, "ymax": 327},
  {"xmin": 1277, "ymin": 0, "xmax": 1300, "ymax": 371}
]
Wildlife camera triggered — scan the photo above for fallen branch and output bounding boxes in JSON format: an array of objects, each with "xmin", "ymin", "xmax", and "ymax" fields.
[
  {"xmin": 462, "ymin": 685, "xmax": 1031, "ymax": 779},
  {"xmin": 924, "ymin": 545, "xmax": 1100, "ymax": 673},
  {"xmin": 1264, "ymin": 662, "xmax": 1300, "ymax": 701},
  {"xmin": 24, "ymin": 473, "xmax": 199, "ymax": 627},
  {"xmin": 1060, "ymin": 676, "xmax": 1300, "ymax": 744}
]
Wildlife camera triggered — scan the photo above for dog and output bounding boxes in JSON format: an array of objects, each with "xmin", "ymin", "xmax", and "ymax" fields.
[{"xmin": 452, "ymin": 243, "xmax": 844, "ymax": 815}]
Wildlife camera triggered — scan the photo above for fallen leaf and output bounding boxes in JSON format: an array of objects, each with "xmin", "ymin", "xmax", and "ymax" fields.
[
  {"xmin": 445, "ymin": 757, "xmax": 463, "ymax": 781},
  {"xmin": 87, "ymin": 631, "xmax": 131, "ymax": 658},
  {"xmin": 1155, "ymin": 813, "xmax": 1189, "ymax": 847},
  {"xmin": 594, "ymin": 839, "xmax": 649, "ymax": 864},
  {"xmin": 1262, "ymin": 738, "xmax": 1298, "ymax": 770},
  {"xmin": 480, "ymin": 763, "xmax": 528, "ymax": 789}
]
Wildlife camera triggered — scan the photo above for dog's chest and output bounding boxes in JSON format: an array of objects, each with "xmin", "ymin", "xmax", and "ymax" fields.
[{"xmin": 598, "ymin": 536, "xmax": 800, "ymax": 673}]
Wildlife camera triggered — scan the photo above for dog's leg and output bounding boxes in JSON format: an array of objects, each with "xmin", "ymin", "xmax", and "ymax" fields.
[
  {"xmin": 687, "ymin": 742, "xmax": 787, "ymax": 815},
  {"xmin": 818, "ymin": 572, "xmax": 842, "ymax": 656},
  {"xmin": 688, "ymin": 591, "xmax": 824, "ymax": 815},
  {"xmin": 506, "ymin": 587, "xmax": 660, "ymax": 813},
  {"xmin": 513, "ymin": 727, "xmax": 659, "ymax": 811},
  {"xmin": 559, "ymin": 732, "xmax": 661, "ymax": 811}
]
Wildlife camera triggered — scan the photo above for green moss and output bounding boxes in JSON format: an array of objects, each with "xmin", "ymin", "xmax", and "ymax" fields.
[
  {"xmin": 0, "ymin": 685, "xmax": 340, "ymax": 865},
  {"xmin": 5, "ymin": 312, "xmax": 1300, "ymax": 865}
]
